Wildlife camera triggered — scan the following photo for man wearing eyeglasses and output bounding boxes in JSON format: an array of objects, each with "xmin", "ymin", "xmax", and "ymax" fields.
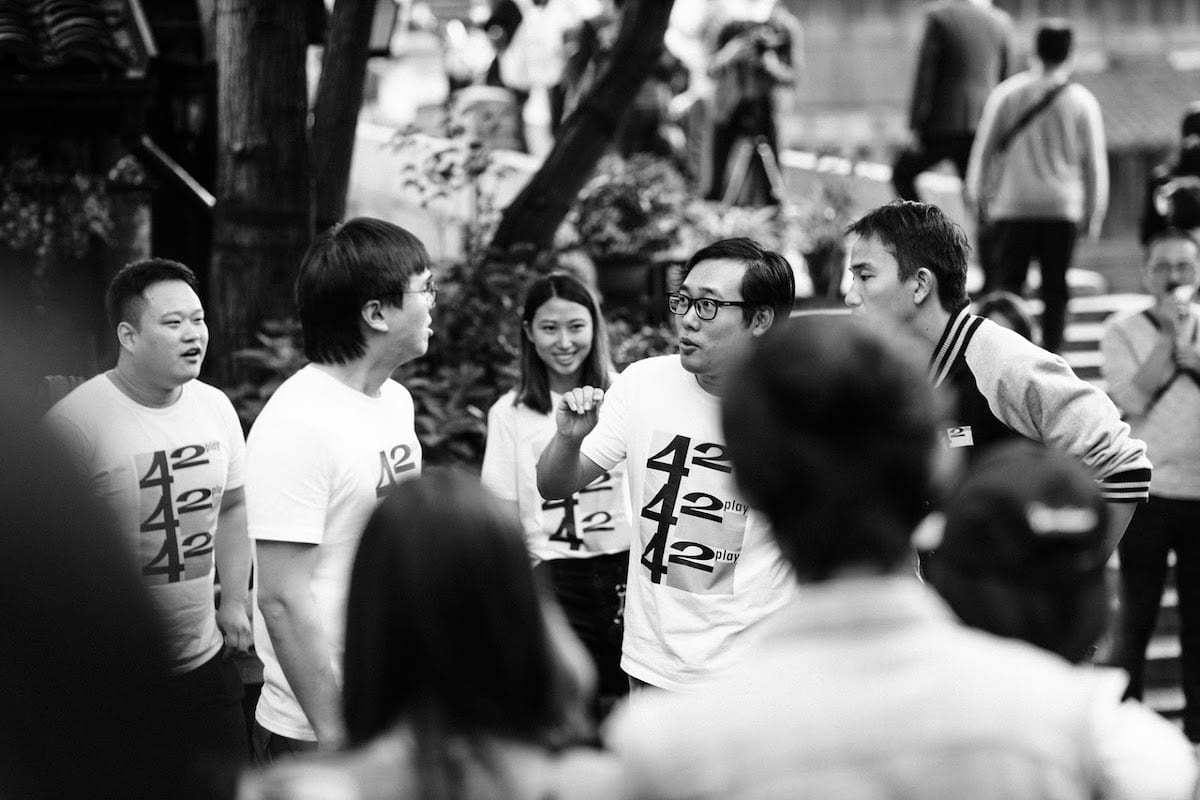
[
  {"xmin": 246, "ymin": 218, "xmax": 435, "ymax": 759},
  {"xmin": 538, "ymin": 237, "xmax": 797, "ymax": 692}
]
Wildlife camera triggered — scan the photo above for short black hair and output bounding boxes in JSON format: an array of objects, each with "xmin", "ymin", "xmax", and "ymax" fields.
[
  {"xmin": 296, "ymin": 217, "xmax": 431, "ymax": 365},
  {"xmin": 1035, "ymin": 19, "xmax": 1073, "ymax": 67},
  {"xmin": 722, "ymin": 315, "xmax": 939, "ymax": 581},
  {"xmin": 1145, "ymin": 227, "xmax": 1200, "ymax": 258},
  {"xmin": 846, "ymin": 201, "xmax": 970, "ymax": 314},
  {"xmin": 104, "ymin": 258, "xmax": 198, "ymax": 331},
  {"xmin": 680, "ymin": 237, "xmax": 795, "ymax": 324}
]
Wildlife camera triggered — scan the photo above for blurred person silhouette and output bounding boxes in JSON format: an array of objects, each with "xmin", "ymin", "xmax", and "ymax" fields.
[
  {"xmin": 892, "ymin": 0, "xmax": 1013, "ymax": 203},
  {"xmin": 237, "ymin": 470, "xmax": 621, "ymax": 800},
  {"xmin": 965, "ymin": 19, "xmax": 1107, "ymax": 353},
  {"xmin": 606, "ymin": 314, "xmax": 1196, "ymax": 800},
  {"xmin": 0, "ymin": 380, "xmax": 193, "ymax": 798},
  {"xmin": 482, "ymin": 273, "xmax": 632, "ymax": 719},
  {"xmin": 1102, "ymin": 229, "xmax": 1200, "ymax": 744},
  {"xmin": 561, "ymin": 0, "xmax": 689, "ymax": 162},
  {"xmin": 974, "ymin": 289, "xmax": 1035, "ymax": 341},
  {"xmin": 1142, "ymin": 103, "xmax": 1200, "ymax": 245},
  {"xmin": 704, "ymin": 0, "xmax": 801, "ymax": 206},
  {"xmin": 923, "ymin": 440, "xmax": 1198, "ymax": 797}
]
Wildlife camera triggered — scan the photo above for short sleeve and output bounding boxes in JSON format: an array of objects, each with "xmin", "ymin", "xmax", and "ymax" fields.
[
  {"xmin": 245, "ymin": 406, "xmax": 331, "ymax": 545},
  {"xmin": 481, "ymin": 396, "xmax": 519, "ymax": 502}
]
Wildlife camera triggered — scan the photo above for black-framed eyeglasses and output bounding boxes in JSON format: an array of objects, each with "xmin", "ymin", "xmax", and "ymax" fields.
[
  {"xmin": 667, "ymin": 292, "xmax": 752, "ymax": 321},
  {"xmin": 400, "ymin": 279, "xmax": 438, "ymax": 306}
]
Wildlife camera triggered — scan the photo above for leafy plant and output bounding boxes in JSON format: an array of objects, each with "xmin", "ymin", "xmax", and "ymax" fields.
[{"xmin": 560, "ymin": 154, "xmax": 689, "ymax": 262}]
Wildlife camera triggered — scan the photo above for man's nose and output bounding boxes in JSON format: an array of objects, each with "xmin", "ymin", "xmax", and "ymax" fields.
[{"xmin": 844, "ymin": 285, "xmax": 861, "ymax": 308}]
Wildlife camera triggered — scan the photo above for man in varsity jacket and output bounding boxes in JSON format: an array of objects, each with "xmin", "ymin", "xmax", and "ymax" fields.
[{"xmin": 844, "ymin": 200, "xmax": 1150, "ymax": 552}]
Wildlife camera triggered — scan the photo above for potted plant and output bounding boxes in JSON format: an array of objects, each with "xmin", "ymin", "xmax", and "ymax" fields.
[{"xmin": 560, "ymin": 153, "xmax": 688, "ymax": 307}]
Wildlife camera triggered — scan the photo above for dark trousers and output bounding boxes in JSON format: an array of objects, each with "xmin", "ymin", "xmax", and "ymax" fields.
[
  {"xmin": 535, "ymin": 551, "xmax": 629, "ymax": 715},
  {"xmin": 707, "ymin": 99, "xmax": 778, "ymax": 206},
  {"xmin": 986, "ymin": 219, "xmax": 1078, "ymax": 353},
  {"xmin": 166, "ymin": 652, "xmax": 248, "ymax": 798},
  {"xmin": 1114, "ymin": 496, "xmax": 1200, "ymax": 741},
  {"xmin": 891, "ymin": 133, "xmax": 975, "ymax": 202},
  {"xmin": 251, "ymin": 721, "xmax": 319, "ymax": 765}
]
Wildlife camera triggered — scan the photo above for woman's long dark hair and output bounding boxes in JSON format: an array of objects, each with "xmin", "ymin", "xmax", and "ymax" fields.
[
  {"xmin": 342, "ymin": 469, "xmax": 580, "ymax": 751},
  {"xmin": 514, "ymin": 272, "xmax": 610, "ymax": 414}
]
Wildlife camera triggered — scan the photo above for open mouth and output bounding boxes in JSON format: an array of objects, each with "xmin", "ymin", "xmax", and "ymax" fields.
[{"xmin": 181, "ymin": 348, "xmax": 203, "ymax": 359}]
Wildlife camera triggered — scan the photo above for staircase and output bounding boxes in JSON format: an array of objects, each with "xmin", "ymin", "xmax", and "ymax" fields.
[{"xmin": 1042, "ymin": 290, "xmax": 1184, "ymax": 722}]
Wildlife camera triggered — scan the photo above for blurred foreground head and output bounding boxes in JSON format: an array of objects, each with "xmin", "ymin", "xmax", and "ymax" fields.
[
  {"xmin": 343, "ymin": 469, "xmax": 593, "ymax": 749},
  {"xmin": 0, "ymin": 383, "xmax": 183, "ymax": 797},
  {"xmin": 926, "ymin": 441, "xmax": 1110, "ymax": 663},
  {"xmin": 722, "ymin": 315, "xmax": 940, "ymax": 581}
]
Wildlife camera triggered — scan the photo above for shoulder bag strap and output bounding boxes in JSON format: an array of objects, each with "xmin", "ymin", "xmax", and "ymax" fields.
[{"xmin": 995, "ymin": 81, "xmax": 1073, "ymax": 154}]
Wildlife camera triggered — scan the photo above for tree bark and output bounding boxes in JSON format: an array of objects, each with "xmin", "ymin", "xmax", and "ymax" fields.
[
  {"xmin": 488, "ymin": 0, "xmax": 675, "ymax": 259},
  {"xmin": 211, "ymin": 0, "xmax": 311, "ymax": 381},
  {"xmin": 311, "ymin": 0, "xmax": 378, "ymax": 233}
]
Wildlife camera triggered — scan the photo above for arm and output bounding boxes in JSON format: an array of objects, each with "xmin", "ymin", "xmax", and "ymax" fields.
[
  {"xmin": 964, "ymin": 89, "xmax": 1003, "ymax": 214},
  {"xmin": 1082, "ymin": 94, "xmax": 1109, "ymax": 240},
  {"xmin": 255, "ymin": 539, "xmax": 346, "ymax": 749},
  {"xmin": 215, "ymin": 485, "xmax": 252, "ymax": 656},
  {"xmin": 536, "ymin": 387, "xmax": 608, "ymax": 500},
  {"xmin": 1101, "ymin": 314, "xmax": 1176, "ymax": 418},
  {"xmin": 971, "ymin": 328, "xmax": 1152, "ymax": 537},
  {"xmin": 908, "ymin": 14, "xmax": 939, "ymax": 134}
]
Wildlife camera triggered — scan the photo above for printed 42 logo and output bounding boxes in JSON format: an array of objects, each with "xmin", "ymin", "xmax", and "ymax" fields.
[
  {"xmin": 639, "ymin": 434, "xmax": 749, "ymax": 595},
  {"xmin": 138, "ymin": 444, "xmax": 222, "ymax": 584}
]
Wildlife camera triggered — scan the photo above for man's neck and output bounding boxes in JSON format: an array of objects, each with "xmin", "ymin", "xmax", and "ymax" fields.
[
  {"xmin": 311, "ymin": 357, "xmax": 398, "ymax": 398},
  {"xmin": 108, "ymin": 363, "xmax": 182, "ymax": 408},
  {"xmin": 908, "ymin": 304, "xmax": 954, "ymax": 365},
  {"xmin": 692, "ymin": 371, "xmax": 724, "ymax": 398},
  {"xmin": 1036, "ymin": 61, "xmax": 1072, "ymax": 81}
]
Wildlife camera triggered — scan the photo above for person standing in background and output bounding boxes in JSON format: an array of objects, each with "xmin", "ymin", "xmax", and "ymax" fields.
[
  {"xmin": 965, "ymin": 19, "xmax": 1107, "ymax": 354},
  {"xmin": 1102, "ymin": 228, "xmax": 1200, "ymax": 746},
  {"xmin": 892, "ymin": 0, "xmax": 1013, "ymax": 202}
]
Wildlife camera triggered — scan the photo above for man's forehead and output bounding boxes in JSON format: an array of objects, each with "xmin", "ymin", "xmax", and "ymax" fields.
[
  {"xmin": 681, "ymin": 258, "xmax": 746, "ymax": 294},
  {"xmin": 848, "ymin": 233, "xmax": 898, "ymax": 267},
  {"xmin": 142, "ymin": 280, "xmax": 202, "ymax": 311},
  {"xmin": 1148, "ymin": 239, "xmax": 1200, "ymax": 265}
]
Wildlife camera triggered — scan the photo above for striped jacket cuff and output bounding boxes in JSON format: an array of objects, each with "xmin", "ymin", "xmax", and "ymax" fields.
[{"xmin": 1098, "ymin": 468, "xmax": 1152, "ymax": 503}]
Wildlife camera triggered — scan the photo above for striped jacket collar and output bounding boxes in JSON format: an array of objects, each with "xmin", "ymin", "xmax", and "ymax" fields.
[{"xmin": 929, "ymin": 307, "xmax": 983, "ymax": 389}]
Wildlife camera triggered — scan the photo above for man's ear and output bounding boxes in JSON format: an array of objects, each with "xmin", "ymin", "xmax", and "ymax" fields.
[
  {"xmin": 116, "ymin": 321, "xmax": 137, "ymax": 352},
  {"xmin": 750, "ymin": 306, "xmax": 776, "ymax": 336},
  {"xmin": 361, "ymin": 300, "xmax": 389, "ymax": 333},
  {"xmin": 913, "ymin": 268, "xmax": 935, "ymax": 305}
]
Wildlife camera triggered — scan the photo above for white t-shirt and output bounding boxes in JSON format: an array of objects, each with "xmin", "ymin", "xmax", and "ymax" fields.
[
  {"xmin": 247, "ymin": 365, "xmax": 421, "ymax": 741},
  {"xmin": 44, "ymin": 374, "xmax": 245, "ymax": 674},
  {"xmin": 580, "ymin": 356, "xmax": 796, "ymax": 691},
  {"xmin": 481, "ymin": 389, "xmax": 633, "ymax": 562}
]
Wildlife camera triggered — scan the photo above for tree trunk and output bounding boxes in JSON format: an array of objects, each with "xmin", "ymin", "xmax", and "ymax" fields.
[
  {"xmin": 211, "ymin": 0, "xmax": 312, "ymax": 381},
  {"xmin": 311, "ymin": 0, "xmax": 378, "ymax": 233},
  {"xmin": 488, "ymin": 0, "xmax": 675, "ymax": 259}
]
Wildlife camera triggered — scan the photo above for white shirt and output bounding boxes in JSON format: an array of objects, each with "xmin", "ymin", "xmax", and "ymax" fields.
[{"xmin": 247, "ymin": 365, "xmax": 421, "ymax": 740}]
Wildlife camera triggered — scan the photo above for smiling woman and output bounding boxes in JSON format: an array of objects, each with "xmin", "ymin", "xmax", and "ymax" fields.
[{"xmin": 481, "ymin": 272, "xmax": 633, "ymax": 719}]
